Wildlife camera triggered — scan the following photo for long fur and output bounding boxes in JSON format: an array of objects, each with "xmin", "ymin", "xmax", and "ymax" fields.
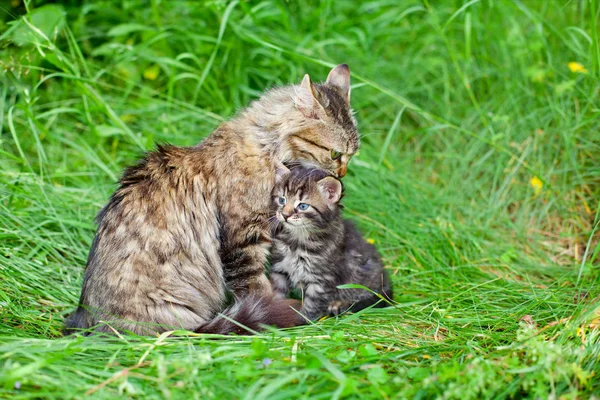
[
  {"xmin": 65, "ymin": 65, "xmax": 359, "ymax": 335},
  {"xmin": 195, "ymin": 296, "xmax": 303, "ymax": 335},
  {"xmin": 270, "ymin": 167, "xmax": 393, "ymax": 320}
]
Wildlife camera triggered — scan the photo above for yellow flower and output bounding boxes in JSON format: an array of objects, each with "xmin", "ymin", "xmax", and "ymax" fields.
[
  {"xmin": 530, "ymin": 176, "xmax": 543, "ymax": 195},
  {"xmin": 366, "ymin": 238, "xmax": 376, "ymax": 244},
  {"xmin": 143, "ymin": 64, "xmax": 160, "ymax": 81},
  {"xmin": 568, "ymin": 62, "xmax": 588, "ymax": 74}
]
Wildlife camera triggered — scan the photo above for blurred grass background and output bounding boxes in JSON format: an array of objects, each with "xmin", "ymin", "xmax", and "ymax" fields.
[{"xmin": 0, "ymin": 0, "xmax": 599, "ymax": 398}]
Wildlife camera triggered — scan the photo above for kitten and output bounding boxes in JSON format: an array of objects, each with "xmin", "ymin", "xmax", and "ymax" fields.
[
  {"xmin": 65, "ymin": 64, "xmax": 360, "ymax": 335},
  {"xmin": 270, "ymin": 167, "xmax": 393, "ymax": 320}
]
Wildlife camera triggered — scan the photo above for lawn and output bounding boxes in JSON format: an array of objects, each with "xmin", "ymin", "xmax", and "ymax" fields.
[{"xmin": 1, "ymin": 0, "xmax": 599, "ymax": 398}]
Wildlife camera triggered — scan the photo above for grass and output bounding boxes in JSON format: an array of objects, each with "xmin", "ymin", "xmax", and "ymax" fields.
[{"xmin": 1, "ymin": 0, "xmax": 599, "ymax": 398}]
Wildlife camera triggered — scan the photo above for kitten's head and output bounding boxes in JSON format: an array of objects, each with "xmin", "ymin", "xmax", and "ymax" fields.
[
  {"xmin": 286, "ymin": 64, "xmax": 359, "ymax": 178},
  {"xmin": 272, "ymin": 166, "xmax": 343, "ymax": 234}
]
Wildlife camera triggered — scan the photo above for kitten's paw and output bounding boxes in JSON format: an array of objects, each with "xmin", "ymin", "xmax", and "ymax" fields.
[{"xmin": 327, "ymin": 300, "xmax": 349, "ymax": 316}]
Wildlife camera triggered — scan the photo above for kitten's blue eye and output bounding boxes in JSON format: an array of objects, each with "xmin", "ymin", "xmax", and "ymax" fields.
[
  {"xmin": 278, "ymin": 196, "xmax": 286, "ymax": 205},
  {"xmin": 297, "ymin": 203, "xmax": 309, "ymax": 211}
]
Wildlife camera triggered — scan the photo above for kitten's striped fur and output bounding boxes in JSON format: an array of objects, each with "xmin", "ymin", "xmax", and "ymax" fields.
[
  {"xmin": 270, "ymin": 167, "xmax": 393, "ymax": 320},
  {"xmin": 65, "ymin": 65, "xmax": 358, "ymax": 335}
]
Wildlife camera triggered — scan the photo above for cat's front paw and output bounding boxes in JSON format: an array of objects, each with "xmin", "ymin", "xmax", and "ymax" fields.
[{"xmin": 327, "ymin": 300, "xmax": 349, "ymax": 316}]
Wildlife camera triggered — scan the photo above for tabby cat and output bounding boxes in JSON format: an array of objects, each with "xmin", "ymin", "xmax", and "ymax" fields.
[
  {"xmin": 270, "ymin": 167, "xmax": 393, "ymax": 320},
  {"xmin": 65, "ymin": 64, "xmax": 359, "ymax": 335}
]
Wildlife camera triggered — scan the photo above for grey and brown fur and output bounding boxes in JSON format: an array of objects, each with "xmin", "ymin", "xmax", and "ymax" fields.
[
  {"xmin": 269, "ymin": 167, "xmax": 393, "ymax": 320},
  {"xmin": 65, "ymin": 64, "xmax": 359, "ymax": 335}
]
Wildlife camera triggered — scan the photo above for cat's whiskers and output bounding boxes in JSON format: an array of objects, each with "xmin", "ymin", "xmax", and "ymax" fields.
[
  {"xmin": 267, "ymin": 215, "xmax": 281, "ymax": 233},
  {"xmin": 67, "ymin": 64, "xmax": 358, "ymax": 336}
]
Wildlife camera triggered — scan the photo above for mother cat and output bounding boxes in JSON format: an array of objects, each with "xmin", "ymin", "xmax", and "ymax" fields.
[{"xmin": 66, "ymin": 64, "xmax": 359, "ymax": 335}]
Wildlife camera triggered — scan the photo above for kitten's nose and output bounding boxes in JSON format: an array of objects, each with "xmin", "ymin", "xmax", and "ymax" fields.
[
  {"xmin": 337, "ymin": 165, "xmax": 347, "ymax": 177},
  {"xmin": 282, "ymin": 212, "xmax": 292, "ymax": 221}
]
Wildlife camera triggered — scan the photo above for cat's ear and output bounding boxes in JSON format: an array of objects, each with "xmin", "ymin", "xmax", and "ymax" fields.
[
  {"xmin": 294, "ymin": 74, "xmax": 325, "ymax": 119},
  {"xmin": 317, "ymin": 177, "xmax": 342, "ymax": 205},
  {"xmin": 326, "ymin": 64, "xmax": 351, "ymax": 104},
  {"xmin": 274, "ymin": 159, "xmax": 290, "ymax": 184}
]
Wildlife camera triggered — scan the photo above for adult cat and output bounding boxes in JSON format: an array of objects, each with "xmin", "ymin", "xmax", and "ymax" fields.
[{"xmin": 66, "ymin": 64, "xmax": 359, "ymax": 335}]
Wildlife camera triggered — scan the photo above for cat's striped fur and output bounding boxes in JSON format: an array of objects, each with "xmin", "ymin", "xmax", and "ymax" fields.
[
  {"xmin": 65, "ymin": 65, "xmax": 358, "ymax": 335},
  {"xmin": 270, "ymin": 167, "xmax": 393, "ymax": 320}
]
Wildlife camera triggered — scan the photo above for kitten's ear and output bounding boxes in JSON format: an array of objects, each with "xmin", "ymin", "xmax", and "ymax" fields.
[
  {"xmin": 326, "ymin": 64, "xmax": 351, "ymax": 104},
  {"xmin": 274, "ymin": 159, "xmax": 290, "ymax": 184},
  {"xmin": 294, "ymin": 74, "xmax": 325, "ymax": 119},
  {"xmin": 317, "ymin": 177, "xmax": 342, "ymax": 205}
]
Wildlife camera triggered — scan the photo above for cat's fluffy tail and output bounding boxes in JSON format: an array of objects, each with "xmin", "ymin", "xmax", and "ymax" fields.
[{"xmin": 194, "ymin": 295, "xmax": 305, "ymax": 335}]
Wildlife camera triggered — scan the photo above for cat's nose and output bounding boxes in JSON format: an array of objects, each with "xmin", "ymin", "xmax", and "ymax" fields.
[
  {"xmin": 337, "ymin": 165, "xmax": 347, "ymax": 177},
  {"xmin": 282, "ymin": 212, "xmax": 292, "ymax": 221}
]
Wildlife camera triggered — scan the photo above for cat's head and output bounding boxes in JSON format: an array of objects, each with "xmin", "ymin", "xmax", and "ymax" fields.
[
  {"xmin": 272, "ymin": 166, "xmax": 343, "ymax": 233},
  {"xmin": 286, "ymin": 64, "xmax": 359, "ymax": 178}
]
